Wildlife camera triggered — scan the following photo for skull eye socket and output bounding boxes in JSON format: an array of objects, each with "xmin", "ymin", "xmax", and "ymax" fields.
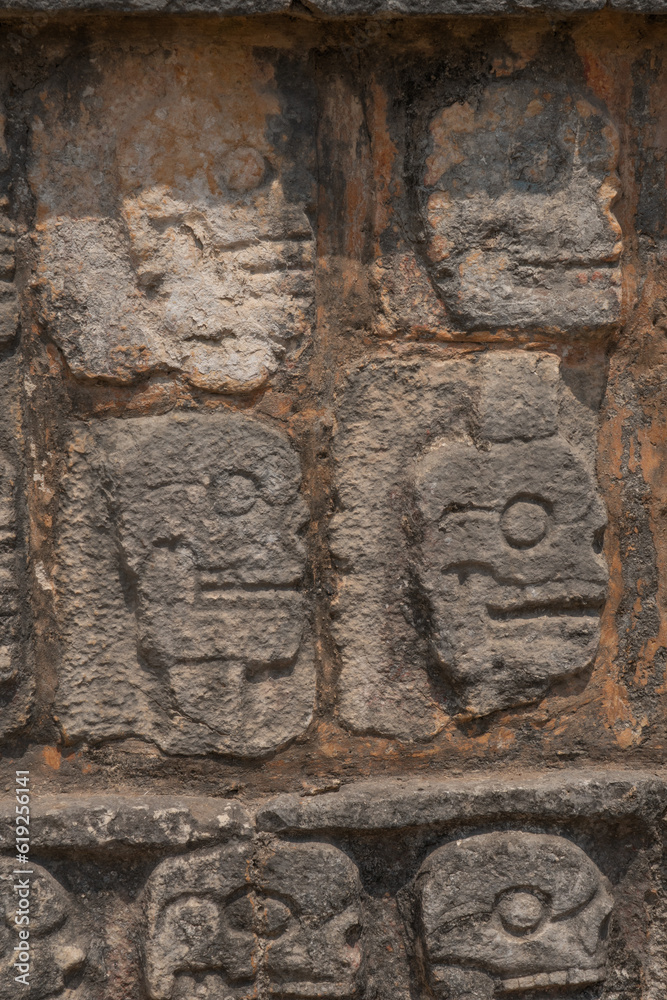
[
  {"xmin": 495, "ymin": 890, "xmax": 545, "ymax": 937},
  {"xmin": 500, "ymin": 498, "xmax": 549, "ymax": 549},
  {"xmin": 214, "ymin": 472, "xmax": 259, "ymax": 516}
]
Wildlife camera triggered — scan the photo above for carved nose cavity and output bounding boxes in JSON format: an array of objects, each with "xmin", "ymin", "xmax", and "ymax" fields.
[
  {"xmin": 500, "ymin": 499, "xmax": 548, "ymax": 549},
  {"xmin": 261, "ymin": 897, "xmax": 292, "ymax": 938},
  {"xmin": 579, "ymin": 888, "xmax": 614, "ymax": 955},
  {"xmin": 226, "ymin": 892, "xmax": 292, "ymax": 938},
  {"xmin": 496, "ymin": 891, "xmax": 544, "ymax": 936}
]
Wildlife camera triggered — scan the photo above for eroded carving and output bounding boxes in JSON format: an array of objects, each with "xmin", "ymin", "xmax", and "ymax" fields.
[
  {"xmin": 144, "ymin": 841, "xmax": 364, "ymax": 999},
  {"xmin": 0, "ymin": 455, "xmax": 20, "ymax": 694},
  {"xmin": 56, "ymin": 411, "xmax": 315, "ymax": 755},
  {"xmin": 332, "ymin": 352, "xmax": 607, "ymax": 736},
  {"xmin": 0, "ymin": 102, "xmax": 18, "ymax": 346},
  {"xmin": 30, "ymin": 44, "xmax": 315, "ymax": 392},
  {"xmin": 420, "ymin": 78, "xmax": 622, "ymax": 333},
  {"xmin": 0, "ymin": 361, "xmax": 29, "ymax": 737},
  {"xmin": 414, "ymin": 354, "xmax": 608, "ymax": 715},
  {"xmin": 412, "ymin": 832, "xmax": 613, "ymax": 997},
  {"xmin": 0, "ymin": 860, "xmax": 87, "ymax": 999}
]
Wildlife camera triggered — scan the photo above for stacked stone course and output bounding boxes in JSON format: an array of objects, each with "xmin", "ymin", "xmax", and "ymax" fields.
[{"xmin": 0, "ymin": 7, "xmax": 665, "ymax": 998}]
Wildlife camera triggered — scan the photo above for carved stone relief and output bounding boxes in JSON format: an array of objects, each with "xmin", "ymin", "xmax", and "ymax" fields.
[
  {"xmin": 144, "ymin": 840, "xmax": 364, "ymax": 999},
  {"xmin": 414, "ymin": 354, "xmax": 608, "ymax": 716},
  {"xmin": 0, "ymin": 102, "xmax": 17, "ymax": 347},
  {"xmin": 412, "ymin": 832, "xmax": 613, "ymax": 997},
  {"xmin": 29, "ymin": 43, "xmax": 315, "ymax": 392},
  {"xmin": 0, "ymin": 777, "xmax": 654, "ymax": 999},
  {"xmin": 420, "ymin": 78, "xmax": 622, "ymax": 333},
  {"xmin": 55, "ymin": 410, "xmax": 315, "ymax": 755},
  {"xmin": 0, "ymin": 452, "xmax": 20, "ymax": 695},
  {"xmin": 372, "ymin": 75, "xmax": 622, "ymax": 339},
  {"xmin": 332, "ymin": 351, "xmax": 607, "ymax": 735},
  {"xmin": 0, "ymin": 859, "xmax": 87, "ymax": 999}
]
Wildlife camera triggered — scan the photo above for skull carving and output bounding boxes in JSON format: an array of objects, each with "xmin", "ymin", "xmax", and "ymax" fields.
[
  {"xmin": 421, "ymin": 78, "xmax": 622, "ymax": 333},
  {"xmin": 413, "ymin": 832, "xmax": 613, "ymax": 997},
  {"xmin": 144, "ymin": 841, "xmax": 364, "ymax": 999},
  {"xmin": 0, "ymin": 861, "xmax": 87, "ymax": 999},
  {"xmin": 31, "ymin": 44, "xmax": 315, "ymax": 393},
  {"xmin": 414, "ymin": 353, "xmax": 608, "ymax": 716},
  {"xmin": 97, "ymin": 410, "xmax": 314, "ymax": 757}
]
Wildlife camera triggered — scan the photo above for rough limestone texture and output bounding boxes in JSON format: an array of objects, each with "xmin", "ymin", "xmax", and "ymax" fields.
[
  {"xmin": 370, "ymin": 72, "xmax": 622, "ymax": 341},
  {"xmin": 412, "ymin": 832, "xmax": 613, "ymax": 998},
  {"xmin": 0, "ymin": 859, "xmax": 87, "ymax": 1000},
  {"xmin": 332, "ymin": 351, "xmax": 607, "ymax": 734},
  {"xmin": 1, "ymin": 0, "xmax": 667, "ymax": 13},
  {"xmin": 55, "ymin": 410, "xmax": 315, "ymax": 755},
  {"xmin": 421, "ymin": 78, "xmax": 622, "ymax": 333},
  {"xmin": 0, "ymin": 357, "xmax": 29, "ymax": 739},
  {"xmin": 0, "ymin": 14, "xmax": 666, "ymax": 1000},
  {"xmin": 0, "ymin": 775, "xmax": 659, "ymax": 999},
  {"xmin": 145, "ymin": 840, "xmax": 364, "ymax": 999},
  {"xmin": 29, "ymin": 43, "xmax": 315, "ymax": 393}
]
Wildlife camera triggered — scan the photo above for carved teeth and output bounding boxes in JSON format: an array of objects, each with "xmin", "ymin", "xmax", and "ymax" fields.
[{"xmin": 500, "ymin": 967, "xmax": 607, "ymax": 992}]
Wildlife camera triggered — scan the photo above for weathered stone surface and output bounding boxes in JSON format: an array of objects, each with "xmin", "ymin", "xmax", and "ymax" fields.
[
  {"xmin": 29, "ymin": 41, "xmax": 315, "ymax": 393},
  {"xmin": 332, "ymin": 351, "xmax": 607, "ymax": 735},
  {"xmin": 144, "ymin": 840, "xmax": 364, "ymax": 999},
  {"xmin": 412, "ymin": 832, "xmax": 612, "ymax": 997},
  {"xmin": 0, "ymin": 223, "xmax": 17, "ymax": 346},
  {"xmin": 0, "ymin": 774, "xmax": 658, "ymax": 998},
  {"xmin": 0, "ymin": 355, "xmax": 31, "ymax": 740},
  {"xmin": 0, "ymin": 859, "xmax": 87, "ymax": 998},
  {"xmin": 3, "ymin": 0, "xmax": 667, "ymax": 13},
  {"xmin": 256, "ymin": 769, "xmax": 667, "ymax": 832},
  {"xmin": 55, "ymin": 410, "xmax": 315, "ymax": 755},
  {"xmin": 0, "ymin": 7, "xmax": 662, "ymax": 774},
  {"xmin": 0, "ymin": 771, "xmax": 662, "ymax": 851},
  {"xmin": 0, "ymin": 796, "xmax": 253, "ymax": 852},
  {"xmin": 0, "ymin": 17, "xmax": 666, "ymax": 1000},
  {"xmin": 0, "ymin": 449, "xmax": 22, "ymax": 715},
  {"xmin": 363, "ymin": 62, "xmax": 625, "ymax": 344},
  {"xmin": 0, "ymin": 105, "xmax": 18, "ymax": 347},
  {"xmin": 419, "ymin": 78, "xmax": 622, "ymax": 333}
]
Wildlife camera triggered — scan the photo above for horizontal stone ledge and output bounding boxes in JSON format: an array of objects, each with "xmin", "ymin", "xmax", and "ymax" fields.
[
  {"xmin": 1, "ymin": 770, "xmax": 666, "ymax": 851},
  {"xmin": 0, "ymin": 0, "xmax": 665, "ymax": 14},
  {"xmin": 0, "ymin": 794, "xmax": 253, "ymax": 852},
  {"xmin": 256, "ymin": 768, "xmax": 667, "ymax": 833}
]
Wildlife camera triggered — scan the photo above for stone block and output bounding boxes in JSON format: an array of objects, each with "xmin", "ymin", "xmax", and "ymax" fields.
[
  {"xmin": 29, "ymin": 42, "xmax": 315, "ymax": 393},
  {"xmin": 256, "ymin": 769, "xmax": 667, "ymax": 833},
  {"xmin": 0, "ymin": 859, "xmax": 88, "ymax": 999},
  {"xmin": 55, "ymin": 410, "xmax": 315, "ymax": 756},
  {"xmin": 0, "ymin": 774, "xmax": 658, "ymax": 999},
  {"xmin": 421, "ymin": 78, "xmax": 622, "ymax": 333},
  {"xmin": 371, "ymin": 73, "xmax": 622, "ymax": 340},
  {"xmin": 144, "ymin": 840, "xmax": 364, "ymax": 1000},
  {"xmin": 413, "ymin": 832, "xmax": 612, "ymax": 997},
  {"xmin": 332, "ymin": 351, "xmax": 608, "ymax": 735}
]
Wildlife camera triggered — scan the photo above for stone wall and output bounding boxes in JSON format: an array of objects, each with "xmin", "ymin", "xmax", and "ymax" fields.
[{"xmin": 0, "ymin": 9, "xmax": 666, "ymax": 998}]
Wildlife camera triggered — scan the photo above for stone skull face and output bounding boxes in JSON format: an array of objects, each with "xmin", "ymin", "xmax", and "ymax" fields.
[
  {"xmin": 100, "ymin": 411, "xmax": 309, "ymax": 750},
  {"xmin": 32, "ymin": 45, "xmax": 315, "ymax": 393},
  {"xmin": 414, "ymin": 429, "xmax": 608, "ymax": 716},
  {"xmin": 0, "ymin": 861, "xmax": 86, "ymax": 1000},
  {"xmin": 415, "ymin": 832, "xmax": 613, "ymax": 997},
  {"xmin": 421, "ymin": 79, "xmax": 622, "ymax": 333},
  {"xmin": 145, "ymin": 842, "xmax": 364, "ymax": 1000}
]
